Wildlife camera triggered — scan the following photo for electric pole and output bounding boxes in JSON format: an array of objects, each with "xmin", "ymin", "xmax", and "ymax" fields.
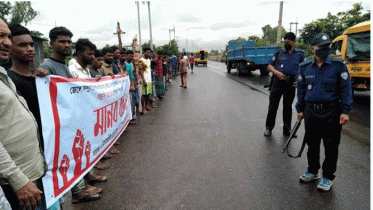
[
  {"xmin": 276, "ymin": 1, "xmax": 283, "ymax": 45},
  {"xmin": 135, "ymin": 1, "xmax": 142, "ymax": 53},
  {"xmin": 143, "ymin": 1, "xmax": 153, "ymax": 50}
]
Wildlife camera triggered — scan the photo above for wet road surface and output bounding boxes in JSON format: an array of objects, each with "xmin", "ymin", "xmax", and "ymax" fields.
[{"xmin": 63, "ymin": 61, "xmax": 370, "ymax": 209}]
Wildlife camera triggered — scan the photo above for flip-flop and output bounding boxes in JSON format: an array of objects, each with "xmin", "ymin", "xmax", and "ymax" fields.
[
  {"xmin": 109, "ymin": 147, "xmax": 120, "ymax": 154},
  {"xmin": 101, "ymin": 153, "xmax": 112, "ymax": 159},
  {"xmin": 88, "ymin": 175, "xmax": 108, "ymax": 184},
  {"xmin": 94, "ymin": 164, "xmax": 109, "ymax": 170},
  {"xmin": 81, "ymin": 186, "xmax": 103, "ymax": 194},
  {"xmin": 71, "ymin": 193, "xmax": 101, "ymax": 203}
]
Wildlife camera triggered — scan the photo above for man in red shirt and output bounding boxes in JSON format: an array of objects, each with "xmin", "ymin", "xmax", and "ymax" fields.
[
  {"xmin": 154, "ymin": 51, "xmax": 165, "ymax": 98},
  {"xmin": 189, "ymin": 53, "xmax": 195, "ymax": 73}
]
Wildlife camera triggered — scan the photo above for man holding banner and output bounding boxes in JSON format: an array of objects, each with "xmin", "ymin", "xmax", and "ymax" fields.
[{"xmin": 0, "ymin": 19, "xmax": 47, "ymax": 210}]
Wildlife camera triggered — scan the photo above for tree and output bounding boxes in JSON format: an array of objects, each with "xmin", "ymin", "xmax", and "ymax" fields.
[
  {"xmin": 0, "ymin": 1, "xmax": 38, "ymax": 25},
  {"xmin": 141, "ymin": 41, "xmax": 156, "ymax": 51},
  {"xmin": 261, "ymin": 25, "xmax": 287, "ymax": 44},
  {"xmin": 248, "ymin": 35, "xmax": 268, "ymax": 46},
  {"xmin": 299, "ymin": 3, "xmax": 370, "ymax": 46},
  {"xmin": 30, "ymin": 31, "xmax": 44, "ymax": 38},
  {"xmin": 154, "ymin": 40, "xmax": 178, "ymax": 56},
  {"xmin": 0, "ymin": 2, "xmax": 11, "ymax": 21},
  {"xmin": 9, "ymin": 2, "xmax": 38, "ymax": 25},
  {"xmin": 229, "ymin": 37, "xmax": 246, "ymax": 42},
  {"xmin": 210, "ymin": 49, "xmax": 219, "ymax": 56}
]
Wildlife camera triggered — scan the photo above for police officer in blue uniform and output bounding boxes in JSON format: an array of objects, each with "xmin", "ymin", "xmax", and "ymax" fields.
[
  {"xmin": 296, "ymin": 33, "xmax": 353, "ymax": 191},
  {"xmin": 264, "ymin": 32, "xmax": 306, "ymax": 137}
]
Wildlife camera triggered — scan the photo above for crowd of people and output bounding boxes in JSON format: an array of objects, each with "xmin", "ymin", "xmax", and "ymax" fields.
[
  {"xmin": 1, "ymin": 15, "xmax": 354, "ymax": 209},
  {"xmin": 0, "ymin": 17, "xmax": 195, "ymax": 210}
]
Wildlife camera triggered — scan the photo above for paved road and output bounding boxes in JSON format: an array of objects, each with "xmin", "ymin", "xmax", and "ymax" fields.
[{"xmin": 64, "ymin": 61, "xmax": 370, "ymax": 209}]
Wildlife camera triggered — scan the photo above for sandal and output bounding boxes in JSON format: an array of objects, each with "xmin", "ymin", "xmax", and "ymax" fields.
[
  {"xmin": 109, "ymin": 147, "xmax": 120, "ymax": 154},
  {"xmin": 81, "ymin": 186, "xmax": 103, "ymax": 194},
  {"xmin": 88, "ymin": 175, "xmax": 107, "ymax": 184},
  {"xmin": 102, "ymin": 153, "xmax": 113, "ymax": 159},
  {"xmin": 71, "ymin": 193, "xmax": 101, "ymax": 203},
  {"xmin": 94, "ymin": 163, "xmax": 109, "ymax": 170}
]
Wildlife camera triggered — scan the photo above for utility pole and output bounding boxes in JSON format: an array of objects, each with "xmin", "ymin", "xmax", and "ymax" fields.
[
  {"xmin": 294, "ymin": 18, "xmax": 299, "ymax": 38},
  {"xmin": 290, "ymin": 20, "xmax": 299, "ymax": 37},
  {"xmin": 173, "ymin": 25, "xmax": 176, "ymax": 40},
  {"xmin": 276, "ymin": 1, "xmax": 283, "ymax": 45},
  {"xmin": 169, "ymin": 27, "xmax": 175, "ymax": 43},
  {"xmin": 135, "ymin": 1, "xmax": 142, "ymax": 53},
  {"xmin": 143, "ymin": 1, "xmax": 153, "ymax": 50}
]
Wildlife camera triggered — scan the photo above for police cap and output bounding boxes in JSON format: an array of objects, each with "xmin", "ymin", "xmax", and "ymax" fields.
[{"xmin": 312, "ymin": 33, "xmax": 331, "ymax": 47}]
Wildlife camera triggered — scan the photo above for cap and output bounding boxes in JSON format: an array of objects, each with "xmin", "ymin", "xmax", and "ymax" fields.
[{"xmin": 312, "ymin": 33, "xmax": 331, "ymax": 47}]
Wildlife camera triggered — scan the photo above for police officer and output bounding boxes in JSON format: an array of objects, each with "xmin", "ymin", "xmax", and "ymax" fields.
[
  {"xmin": 264, "ymin": 32, "xmax": 306, "ymax": 137},
  {"xmin": 296, "ymin": 33, "xmax": 352, "ymax": 191}
]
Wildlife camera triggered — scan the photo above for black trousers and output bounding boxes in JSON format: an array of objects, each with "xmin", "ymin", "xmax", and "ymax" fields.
[
  {"xmin": 265, "ymin": 76, "xmax": 296, "ymax": 131},
  {"xmin": 304, "ymin": 104, "xmax": 342, "ymax": 180}
]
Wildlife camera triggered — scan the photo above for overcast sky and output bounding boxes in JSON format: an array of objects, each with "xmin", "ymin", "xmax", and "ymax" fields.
[{"xmin": 27, "ymin": 1, "xmax": 370, "ymax": 52}]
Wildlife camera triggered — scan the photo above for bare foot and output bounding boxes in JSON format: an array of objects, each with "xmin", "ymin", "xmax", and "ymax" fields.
[
  {"xmin": 94, "ymin": 161, "xmax": 109, "ymax": 170},
  {"xmin": 143, "ymin": 110, "xmax": 149, "ymax": 115},
  {"xmin": 109, "ymin": 146, "xmax": 120, "ymax": 154}
]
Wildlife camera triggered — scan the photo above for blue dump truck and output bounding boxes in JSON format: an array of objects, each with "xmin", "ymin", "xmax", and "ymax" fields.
[{"xmin": 226, "ymin": 40, "xmax": 280, "ymax": 76}]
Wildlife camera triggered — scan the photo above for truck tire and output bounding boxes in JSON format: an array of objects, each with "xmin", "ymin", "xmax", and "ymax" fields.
[
  {"xmin": 237, "ymin": 61, "xmax": 245, "ymax": 76},
  {"xmin": 227, "ymin": 61, "xmax": 231, "ymax": 73},
  {"xmin": 260, "ymin": 66, "xmax": 269, "ymax": 76}
]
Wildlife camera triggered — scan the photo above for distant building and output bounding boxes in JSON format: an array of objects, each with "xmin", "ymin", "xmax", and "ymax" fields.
[{"xmin": 31, "ymin": 35, "xmax": 48, "ymax": 71}]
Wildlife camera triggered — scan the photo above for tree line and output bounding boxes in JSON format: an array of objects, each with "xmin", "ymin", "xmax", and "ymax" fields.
[
  {"xmin": 1, "ymin": 2, "xmax": 370, "ymax": 60},
  {"xmin": 219, "ymin": 3, "xmax": 370, "ymax": 59}
]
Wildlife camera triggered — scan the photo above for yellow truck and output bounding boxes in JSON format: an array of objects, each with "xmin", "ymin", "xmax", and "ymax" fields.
[
  {"xmin": 331, "ymin": 21, "xmax": 370, "ymax": 93},
  {"xmin": 194, "ymin": 50, "xmax": 208, "ymax": 66}
]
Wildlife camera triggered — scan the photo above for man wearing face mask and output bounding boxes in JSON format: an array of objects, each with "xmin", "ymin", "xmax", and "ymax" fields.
[
  {"xmin": 296, "ymin": 33, "xmax": 352, "ymax": 191},
  {"xmin": 264, "ymin": 32, "xmax": 306, "ymax": 137}
]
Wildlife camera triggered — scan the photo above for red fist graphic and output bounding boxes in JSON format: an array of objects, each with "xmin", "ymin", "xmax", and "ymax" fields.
[
  {"xmin": 59, "ymin": 154, "xmax": 70, "ymax": 185},
  {"xmin": 72, "ymin": 129, "xmax": 85, "ymax": 176}
]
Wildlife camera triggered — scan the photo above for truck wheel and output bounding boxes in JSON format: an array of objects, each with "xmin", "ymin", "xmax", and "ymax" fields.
[
  {"xmin": 237, "ymin": 62, "xmax": 243, "ymax": 76},
  {"xmin": 260, "ymin": 66, "xmax": 269, "ymax": 76},
  {"xmin": 227, "ymin": 62, "xmax": 231, "ymax": 73}
]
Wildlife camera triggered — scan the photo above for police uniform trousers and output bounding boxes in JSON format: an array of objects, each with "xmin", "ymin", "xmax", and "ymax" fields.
[
  {"xmin": 265, "ymin": 76, "xmax": 296, "ymax": 131},
  {"xmin": 304, "ymin": 103, "xmax": 342, "ymax": 181}
]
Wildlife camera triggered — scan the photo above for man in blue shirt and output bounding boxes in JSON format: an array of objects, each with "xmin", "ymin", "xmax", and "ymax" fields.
[
  {"xmin": 170, "ymin": 54, "xmax": 178, "ymax": 79},
  {"xmin": 296, "ymin": 33, "xmax": 352, "ymax": 191},
  {"xmin": 264, "ymin": 32, "xmax": 306, "ymax": 137}
]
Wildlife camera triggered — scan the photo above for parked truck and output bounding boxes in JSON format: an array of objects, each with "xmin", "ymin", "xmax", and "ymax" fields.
[
  {"xmin": 331, "ymin": 20, "xmax": 370, "ymax": 93},
  {"xmin": 225, "ymin": 40, "xmax": 280, "ymax": 76}
]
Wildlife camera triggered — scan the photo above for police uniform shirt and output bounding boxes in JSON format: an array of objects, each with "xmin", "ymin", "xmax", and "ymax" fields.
[
  {"xmin": 270, "ymin": 48, "xmax": 306, "ymax": 76},
  {"xmin": 296, "ymin": 56, "xmax": 353, "ymax": 115}
]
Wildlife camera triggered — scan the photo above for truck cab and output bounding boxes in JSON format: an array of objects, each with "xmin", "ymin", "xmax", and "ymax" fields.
[{"xmin": 331, "ymin": 21, "xmax": 370, "ymax": 92}]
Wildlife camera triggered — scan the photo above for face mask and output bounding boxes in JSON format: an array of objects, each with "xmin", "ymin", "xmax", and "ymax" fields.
[
  {"xmin": 284, "ymin": 44, "xmax": 292, "ymax": 51},
  {"xmin": 315, "ymin": 48, "xmax": 331, "ymax": 58}
]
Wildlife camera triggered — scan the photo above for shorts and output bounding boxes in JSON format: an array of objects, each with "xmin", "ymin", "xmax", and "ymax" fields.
[{"xmin": 142, "ymin": 82, "xmax": 153, "ymax": 96}]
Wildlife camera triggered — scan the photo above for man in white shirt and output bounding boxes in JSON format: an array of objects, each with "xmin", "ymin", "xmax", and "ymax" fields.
[{"xmin": 69, "ymin": 38, "xmax": 95, "ymax": 79}]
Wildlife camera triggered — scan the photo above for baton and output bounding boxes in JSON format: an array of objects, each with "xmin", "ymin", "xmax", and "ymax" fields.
[{"xmin": 283, "ymin": 118, "xmax": 305, "ymax": 158}]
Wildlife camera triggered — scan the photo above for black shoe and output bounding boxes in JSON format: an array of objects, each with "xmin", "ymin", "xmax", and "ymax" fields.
[{"xmin": 264, "ymin": 129, "xmax": 272, "ymax": 137}]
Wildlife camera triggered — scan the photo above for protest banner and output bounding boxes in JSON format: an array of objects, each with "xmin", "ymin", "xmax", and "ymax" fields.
[{"xmin": 36, "ymin": 75, "xmax": 131, "ymax": 208}]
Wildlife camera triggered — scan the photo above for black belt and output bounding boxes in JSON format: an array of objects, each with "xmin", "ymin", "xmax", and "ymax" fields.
[{"xmin": 306, "ymin": 102, "xmax": 338, "ymax": 111}]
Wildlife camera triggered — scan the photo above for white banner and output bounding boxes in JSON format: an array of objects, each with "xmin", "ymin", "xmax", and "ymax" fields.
[{"xmin": 36, "ymin": 75, "xmax": 131, "ymax": 208}]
